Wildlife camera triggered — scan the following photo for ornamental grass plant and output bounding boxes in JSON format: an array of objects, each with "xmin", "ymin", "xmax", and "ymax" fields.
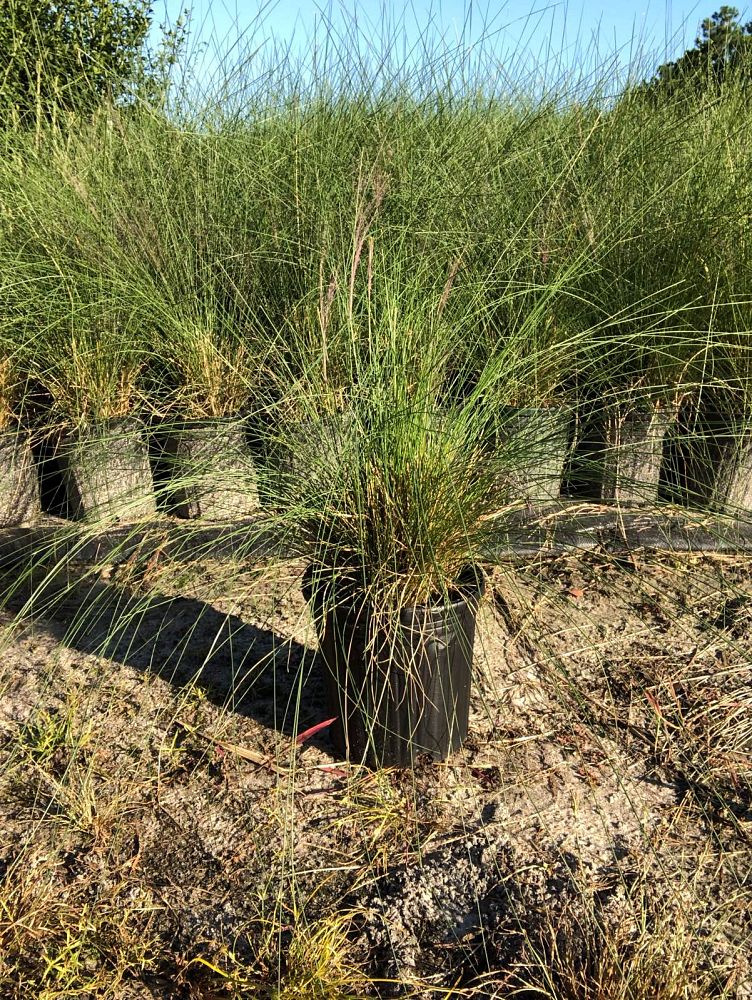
[
  {"xmin": 36, "ymin": 321, "xmax": 143, "ymax": 429},
  {"xmin": 268, "ymin": 309, "xmax": 507, "ymax": 611}
]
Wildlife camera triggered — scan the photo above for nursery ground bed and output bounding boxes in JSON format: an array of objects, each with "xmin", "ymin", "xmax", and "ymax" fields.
[
  {"xmin": 0, "ymin": 541, "xmax": 750, "ymax": 995},
  {"xmin": 3, "ymin": 503, "xmax": 752, "ymax": 576}
]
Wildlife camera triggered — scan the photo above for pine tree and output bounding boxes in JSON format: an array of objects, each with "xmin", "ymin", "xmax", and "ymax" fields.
[{"xmin": 650, "ymin": 6, "xmax": 752, "ymax": 96}]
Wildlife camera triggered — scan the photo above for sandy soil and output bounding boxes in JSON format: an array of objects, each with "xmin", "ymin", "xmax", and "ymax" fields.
[{"xmin": 0, "ymin": 545, "xmax": 750, "ymax": 996}]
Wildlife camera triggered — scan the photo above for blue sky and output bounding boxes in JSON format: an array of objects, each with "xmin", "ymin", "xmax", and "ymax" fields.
[{"xmin": 149, "ymin": 1, "xmax": 751, "ymax": 91}]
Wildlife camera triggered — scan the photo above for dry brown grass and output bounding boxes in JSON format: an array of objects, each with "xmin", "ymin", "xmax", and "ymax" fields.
[
  {"xmin": 496, "ymin": 882, "xmax": 740, "ymax": 1000},
  {"xmin": 0, "ymin": 358, "xmax": 19, "ymax": 431}
]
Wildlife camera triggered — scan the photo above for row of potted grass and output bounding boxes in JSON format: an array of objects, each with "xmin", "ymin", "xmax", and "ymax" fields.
[
  {"xmin": 3, "ymin": 394, "xmax": 752, "ymax": 529},
  {"xmin": 568, "ymin": 397, "xmax": 752, "ymax": 513},
  {"xmin": 527, "ymin": 397, "xmax": 752, "ymax": 515},
  {"xmin": 0, "ymin": 51, "xmax": 750, "ymax": 769},
  {"xmin": 0, "ymin": 416, "xmax": 258, "ymax": 527}
]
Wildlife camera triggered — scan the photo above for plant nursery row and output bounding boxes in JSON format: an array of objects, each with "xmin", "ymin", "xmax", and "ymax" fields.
[
  {"xmin": 1, "ymin": 38, "xmax": 751, "ymax": 536},
  {"xmin": 2, "ymin": 394, "xmax": 752, "ymax": 530}
]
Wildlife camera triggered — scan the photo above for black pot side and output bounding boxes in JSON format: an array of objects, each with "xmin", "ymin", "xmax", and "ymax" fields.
[
  {"xmin": 497, "ymin": 406, "xmax": 570, "ymax": 503},
  {"xmin": 304, "ymin": 565, "xmax": 485, "ymax": 768},
  {"xmin": 562, "ymin": 403, "xmax": 672, "ymax": 506},
  {"xmin": 0, "ymin": 428, "xmax": 41, "ymax": 527},
  {"xmin": 263, "ymin": 413, "xmax": 353, "ymax": 510},
  {"xmin": 664, "ymin": 400, "xmax": 752, "ymax": 516},
  {"xmin": 154, "ymin": 418, "xmax": 259, "ymax": 521},
  {"xmin": 57, "ymin": 418, "xmax": 155, "ymax": 523}
]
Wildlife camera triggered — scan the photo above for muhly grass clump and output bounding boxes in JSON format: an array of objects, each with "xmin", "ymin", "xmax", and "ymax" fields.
[
  {"xmin": 35, "ymin": 323, "xmax": 144, "ymax": 429},
  {"xmin": 142, "ymin": 317, "xmax": 260, "ymax": 422},
  {"xmin": 260, "ymin": 251, "xmax": 534, "ymax": 608}
]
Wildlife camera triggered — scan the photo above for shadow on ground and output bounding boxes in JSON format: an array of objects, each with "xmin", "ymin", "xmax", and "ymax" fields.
[{"xmin": 0, "ymin": 554, "xmax": 333, "ymax": 751}]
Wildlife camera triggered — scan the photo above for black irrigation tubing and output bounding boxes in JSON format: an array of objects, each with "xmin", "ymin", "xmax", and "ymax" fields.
[
  {"xmin": 2, "ymin": 503, "xmax": 752, "ymax": 577},
  {"xmin": 485, "ymin": 502, "xmax": 752, "ymax": 556}
]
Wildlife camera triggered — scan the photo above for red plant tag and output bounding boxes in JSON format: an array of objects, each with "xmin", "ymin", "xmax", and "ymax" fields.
[
  {"xmin": 645, "ymin": 689, "xmax": 664, "ymax": 719},
  {"xmin": 295, "ymin": 718, "xmax": 337, "ymax": 745}
]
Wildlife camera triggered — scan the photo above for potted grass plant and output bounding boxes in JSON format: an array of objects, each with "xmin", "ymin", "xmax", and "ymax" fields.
[
  {"xmin": 266, "ymin": 300, "xmax": 522, "ymax": 768},
  {"xmin": 594, "ymin": 395, "xmax": 673, "ymax": 505},
  {"xmin": 562, "ymin": 311, "xmax": 688, "ymax": 506},
  {"xmin": 460, "ymin": 247, "xmax": 594, "ymax": 507},
  {"xmin": 291, "ymin": 396, "xmax": 494, "ymax": 768},
  {"xmin": 482, "ymin": 311, "xmax": 575, "ymax": 505},
  {"xmin": 563, "ymin": 387, "xmax": 677, "ymax": 507},
  {"xmin": 150, "ymin": 320, "xmax": 259, "ymax": 521},
  {"xmin": 40, "ymin": 323, "xmax": 155, "ymax": 524},
  {"xmin": 673, "ymin": 329, "xmax": 752, "ymax": 517},
  {"xmin": 257, "ymin": 289, "xmax": 360, "ymax": 508},
  {"xmin": 676, "ymin": 398, "xmax": 752, "ymax": 515},
  {"xmin": 0, "ymin": 355, "xmax": 41, "ymax": 527},
  {"xmin": 497, "ymin": 401, "xmax": 572, "ymax": 504}
]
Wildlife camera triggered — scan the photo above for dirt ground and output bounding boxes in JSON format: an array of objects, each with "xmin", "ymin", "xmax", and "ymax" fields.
[{"xmin": 0, "ymin": 542, "xmax": 750, "ymax": 997}]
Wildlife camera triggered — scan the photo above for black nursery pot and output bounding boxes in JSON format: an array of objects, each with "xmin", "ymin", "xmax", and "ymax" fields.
[
  {"xmin": 0, "ymin": 427, "xmax": 41, "ymax": 527},
  {"xmin": 304, "ymin": 565, "xmax": 485, "ymax": 768},
  {"xmin": 152, "ymin": 417, "xmax": 259, "ymax": 520},
  {"xmin": 496, "ymin": 405, "xmax": 571, "ymax": 503},
  {"xmin": 662, "ymin": 400, "xmax": 752, "ymax": 515},
  {"xmin": 57, "ymin": 417, "xmax": 156, "ymax": 523}
]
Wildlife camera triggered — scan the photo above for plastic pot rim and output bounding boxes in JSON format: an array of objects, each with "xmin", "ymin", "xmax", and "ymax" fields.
[{"xmin": 303, "ymin": 563, "xmax": 486, "ymax": 617}]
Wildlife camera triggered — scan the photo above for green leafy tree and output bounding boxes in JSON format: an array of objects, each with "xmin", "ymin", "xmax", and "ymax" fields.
[
  {"xmin": 0, "ymin": 0, "xmax": 184, "ymax": 120},
  {"xmin": 649, "ymin": 6, "xmax": 752, "ymax": 96}
]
